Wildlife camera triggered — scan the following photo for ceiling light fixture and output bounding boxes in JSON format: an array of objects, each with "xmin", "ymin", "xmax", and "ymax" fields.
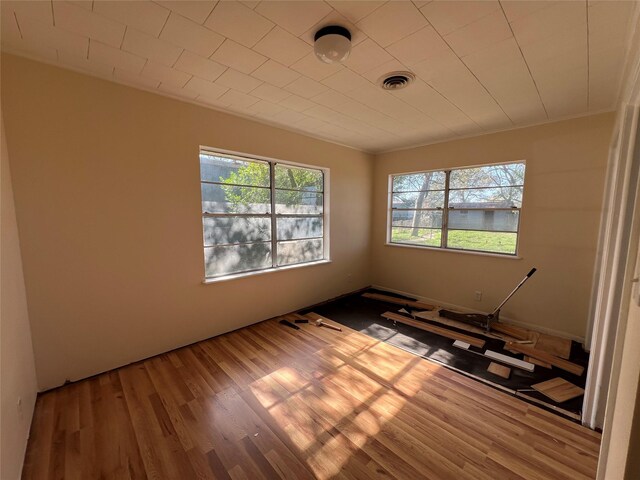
[{"xmin": 314, "ymin": 25, "xmax": 352, "ymax": 64}]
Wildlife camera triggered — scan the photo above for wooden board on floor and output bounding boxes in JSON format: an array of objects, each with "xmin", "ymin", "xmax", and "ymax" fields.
[
  {"xmin": 506, "ymin": 343, "xmax": 584, "ymax": 376},
  {"xmin": 484, "ymin": 350, "xmax": 535, "ymax": 372},
  {"xmin": 414, "ymin": 310, "xmax": 506, "ymax": 340},
  {"xmin": 525, "ymin": 356, "xmax": 552, "ymax": 368},
  {"xmin": 532, "ymin": 378, "xmax": 585, "ymax": 403},
  {"xmin": 534, "ymin": 333, "xmax": 572, "ymax": 359},
  {"xmin": 487, "ymin": 362, "xmax": 511, "ymax": 379},
  {"xmin": 491, "ymin": 323, "xmax": 530, "ymax": 340},
  {"xmin": 363, "ymin": 292, "xmax": 435, "ymax": 310},
  {"xmin": 382, "ymin": 311, "xmax": 486, "ymax": 348}
]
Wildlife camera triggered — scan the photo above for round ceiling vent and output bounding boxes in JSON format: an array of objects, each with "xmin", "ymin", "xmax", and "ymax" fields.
[{"xmin": 379, "ymin": 71, "xmax": 415, "ymax": 90}]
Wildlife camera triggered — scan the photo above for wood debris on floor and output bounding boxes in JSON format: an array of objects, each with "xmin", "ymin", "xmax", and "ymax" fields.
[
  {"xmin": 307, "ymin": 290, "xmax": 592, "ymax": 420},
  {"xmin": 487, "ymin": 362, "xmax": 511, "ymax": 379},
  {"xmin": 382, "ymin": 311, "xmax": 486, "ymax": 348},
  {"xmin": 533, "ymin": 378, "xmax": 585, "ymax": 402}
]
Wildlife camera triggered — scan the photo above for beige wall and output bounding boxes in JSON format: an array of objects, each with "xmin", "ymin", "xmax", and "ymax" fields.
[
  {"xmin": 372, "ymin": 114, "xmax": 615, "ymax": 339},
  {"xmin": 0, "ymin": 55, "xmax": 373, "ymax": 391},
  {"xmin": 1, "ymin": 110, "xmax": 38, "ymax": 479}
]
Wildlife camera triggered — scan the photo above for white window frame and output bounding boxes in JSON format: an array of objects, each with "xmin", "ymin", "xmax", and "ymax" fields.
[
  {"xmin": 200, "ymin": 146, "xmax": 330, "ymax": 283},
  {"xmin": 387, "ymin": 160, "xmax": 525, "ymax": 257}
]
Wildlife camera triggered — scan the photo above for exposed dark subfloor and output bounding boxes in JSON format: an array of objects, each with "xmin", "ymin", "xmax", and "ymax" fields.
[{"xmin": 300, "ymin": 288, "xmax": 589, "ymax": 421}]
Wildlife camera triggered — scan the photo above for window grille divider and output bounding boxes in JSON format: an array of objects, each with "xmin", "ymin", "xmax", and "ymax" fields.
[{"xmin": 269, "ymin": 162, "xmax": 278, "ymax": 269}]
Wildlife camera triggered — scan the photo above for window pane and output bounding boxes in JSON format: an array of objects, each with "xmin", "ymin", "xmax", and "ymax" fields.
[
  {"xmin": 391, "ymin": 210, "xmax": 442, "ymax": 228},
  {"xmin": 277, "ymin": 216, "xmax": 323, "ymax": 240},
  {"xmin": 392, "ymin": 171, "xmax": 446, "ymax": 192},
  {"xmin": 448, "ymin": 186, "xmax": 522, "ymax": 208},
  {"xmin": 204, "ymin": 243, "xmax": 272, "ymax": 277},
  {"xmin": 449, "ymin": 162, "xmax": 525, "ymax": 189},
  {"xmin": 391, "ymin": 227, "xmax": 442, "ymax": 247},
  {"xmin": 203, "ymin": 216, "xmax": 271, "ymax": 246},
  {"xmin": 392, "ymin": 190, "xmax": 445, "ymax": 209},
  {"xmin": 447, "ymin": 230, "xmax": 517, "ymax": 254},
  {"xmin": 275, "ymin": 164, "xmax": 323, "ymax": 191},
  {"xmin": 200, "ymin": 153, "xmax": 270, "ymax": 186},
  {"xmin": 277, "ymin": 239, "xmax": 323, "ymax": 266},
  {"xmin": 275, "ymin": 190, "xmax": 323, "ymax": 214},
  {"xmin": 448, "ymin": 210, "xmax": 519, "ymax": 232},
  {"xmin": 202, "ymin": 184, "xmax": 271, "ymax": 214}
]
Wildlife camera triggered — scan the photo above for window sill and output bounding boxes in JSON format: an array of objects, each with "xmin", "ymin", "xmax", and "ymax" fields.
[
  {"xmin": 202, "ymin": 259, "xmax": 332, "ymax": 284},
  {"xmin": 384, "ymin": 242, "xmax": 522, "ymax": 259}
]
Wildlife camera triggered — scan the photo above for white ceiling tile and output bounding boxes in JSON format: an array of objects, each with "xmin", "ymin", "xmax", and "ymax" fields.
[
  {"xmin": 278, "ymin": 94, "xmax": 316, "ymax": 112},
  {"xmin": 141, "ymin": 61, "xmax": 192, "ymax": 88},
  {"xmin": 89, "ymin": 40, "xmax": 146, "ymax": 74},
  {"xmin": 588, "ymin": 0, "xmax": 636, "ymax": 111},
  {"xmin": 311, "ymin": 89, "xmax": 351, "ymax": 109},
  {"xmin": 326, "ymin": 1, "xmax": 385, "ymax": 23},
  {"xmin": 420, "ymin": 0, "xmax": 500, "ymax": 36},
  {"xmin": 443, "ymin": 9, "xmax": 512, "ymax": 58},
  {"xmin": 184, "ymin": 75, "xmax": 229, "ymax": 98},
  {"xmin": 271, "ymin": 109, "xmax": 309, "ymax": 124},
  {"xmin": 500, "ymin": 1, "xmax": 551, "ymax": 24},
  {"xmin": 506, "ymin": 1, "xmax": 587, "ymax": 118},
  {"xmin": 321, "ymin": 68, "xmax": 372, "ymax": 94},
  {"xmin": 216, "ymin": 89, "xmax": 260, "ymax": 108},
  {"xmin": 412, "ymin": 54, "xmax": 512, "ymax": 129},
  {"xmin": 159, "ymin": 12, "xmax": 224, "ymax": 58},
  {"xmin": 356, "ymin": 1, "xmax": 428, "ymax": 47},
  {"xmin": 93, "ymin": 1, "xmax": 170, "ymax": 37},
  {"xmin": 505, "ymin": 1, "xmax": 586, "ymax": 48},
  {"xmin": 1, "ymin": 36, "xmax": 58, "ymax": 63},
  {"xmin": 2, "ymin": 0, "xmax": 634, "ymax": 152},
  {"xmin": 361, "ymin": 59, "xmax": 408, "ymax": 84},
  {"xmin": 345, "ymin": 83, "xmax": 424, "ymax": 122},
  {"xmin": 290, "ymin": 52, "xmax": 344, "ymax": 81},
  {"xmin": 2, "ymin": 1, "xmax": 53, "ymax": 27},
  {"xmin": 390, "ymin": 80, "xmax": 479, "ymax": 135},
  {"xmin": 284, "ymin": 75, "xmax": 328, "ymax": 98},
  {"xmin": 209, "ymin": 39, "xmax": 267, "ymax": 74},
  {"xmin": 53, "ymin": 1, "xmax": 125, "ymax": 48},
  {"xmin": 158, "ymin": 82, "xmax": 200, "ymax": 99},
  {"xmin": 387, "ymin": 26, "xmax": 452, "ymax": 66},
  {"xmin": 297, "ymin": 116, "xmax": 330, "ymax": 131},
  {"xmin": 251, "ymin": 59, "xmax": 300, "ymax": 87},
  {"xmin": 247, "ymin": 99, "xmax": 286, "ymax": 117},
  {"xmin": 240, "ymin": 1, "xmax": 260, "ymax": 10},
  {"xmin": 66, "ymin": 1, "xmax": 93, "ymax": 10},
  {"xmin": 114, "ymin": 68, "xmax": 161, "ymax": 89},
  {"xmin": 255, "ymin": 1, "xmax": 331, "ymax": 36},
  {"xmin": 122, "ymin": 28, "xmax": 183, "ymax": 66},
  {"xmin": 345, "ymin": 38, "xmax": 393, "ymax": 74},
  {"xmin": 305, "ymin": 104, "xmax": 340, "ymax": 121},
  {"xmin": 174, "ymin": 50, "xmax": 227, "ymax": 81},
  {"xmin": 19, "ymin": 20, "xmax": 89, "ymax": 58},
  {"xmin": 204, "ymin": 1, "xmax": 274, "ymax": 48},
  {"xmin": 215, "ymin": 68, "xmax": 263, "ymax": 93},
  {"xmin": 461, "ymin": 37, "xmax": 547, "ymax": 124},
  {"xmin": 250, "ymin": 84, "xmax": 291, "ymax": 103},
  {"xmin": 156, "ymin": 1, "xmax": 217, "ymax": 24},
  {"xmin": 58, "ymin": 50, "xmax": 115, "ymax": 77},
  {"xmin": 252, "ymin": 27, "xmax": 311, "ymax": 66},
  {"xmin": 1, "ymin": 7, "xmax": 22, "ymax": 44}
]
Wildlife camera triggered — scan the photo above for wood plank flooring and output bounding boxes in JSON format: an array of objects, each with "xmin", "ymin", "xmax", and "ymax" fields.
[{"xmin": 22, "ymin": 316, "xmax": 601, "ymax": 480}]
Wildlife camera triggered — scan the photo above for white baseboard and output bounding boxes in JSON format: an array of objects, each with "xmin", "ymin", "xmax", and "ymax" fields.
[{"xmin": 371, "ymin": 284, "xmax": 586, "ymax": 344}]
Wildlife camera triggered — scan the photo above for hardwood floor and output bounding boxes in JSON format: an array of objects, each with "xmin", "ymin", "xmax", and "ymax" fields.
[{"xmin": 22, "ymin": 315, "xmax": 601, "ymax": 479}]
